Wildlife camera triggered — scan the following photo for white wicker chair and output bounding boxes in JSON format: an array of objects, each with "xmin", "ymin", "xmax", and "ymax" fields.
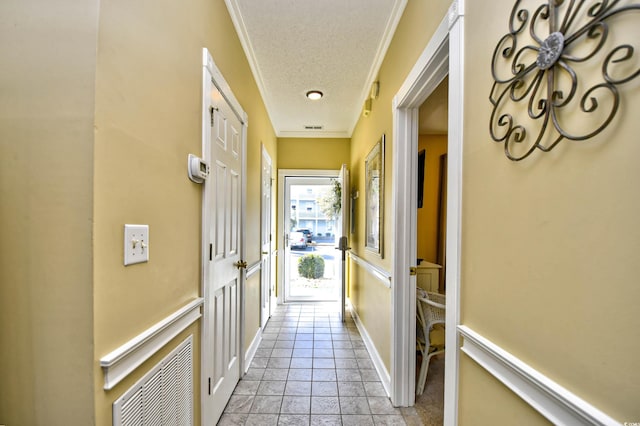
[{"xmin": 416, "ymin": 289, "xmax": 446, "ymax": 396}]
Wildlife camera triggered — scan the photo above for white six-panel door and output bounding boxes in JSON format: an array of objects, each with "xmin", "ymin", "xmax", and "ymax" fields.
[
  {"xmin": 201, "ymin": 50, "xmax": 246, "ymax": 425},
  {"xmin": 260, "ymin": 146, "xmax": 272, "ymax": 329}
]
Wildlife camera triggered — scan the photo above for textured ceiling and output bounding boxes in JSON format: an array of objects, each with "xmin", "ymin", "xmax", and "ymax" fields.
[{"xmin": 225, "ymin": 0, "xmax": 407, "ymax": 138}]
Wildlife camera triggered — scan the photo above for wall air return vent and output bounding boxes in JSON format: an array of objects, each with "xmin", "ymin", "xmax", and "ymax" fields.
[
  {"xmin": 304, "ymin": 125, "xmax": 324, "ymax": 130},
  {"xmin": 113, "ymin": 335, "xmax": 193, "ymax": 426}
]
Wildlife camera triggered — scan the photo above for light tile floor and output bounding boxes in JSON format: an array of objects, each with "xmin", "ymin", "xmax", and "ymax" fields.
[{"xmin": 218, "ymin": 303, "xmax": 423, "ymax": 426}]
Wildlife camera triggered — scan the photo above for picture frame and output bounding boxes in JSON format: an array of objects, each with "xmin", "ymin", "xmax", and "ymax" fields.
[{"xmin": 365, "ymin": 134, "xmax": 385, "ymax": 257}]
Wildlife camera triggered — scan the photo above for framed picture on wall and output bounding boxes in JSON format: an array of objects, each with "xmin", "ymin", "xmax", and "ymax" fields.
[{"xmin": 365, "ymin": 134, "xmax": 385, "ymax": 257}]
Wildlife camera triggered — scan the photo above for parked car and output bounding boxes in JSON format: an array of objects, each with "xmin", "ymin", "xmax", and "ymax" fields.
[
  {"xmin": 289, "ymin": 231, "xmax": 307, "ymax": 249},
  {"xmin": 296, "ymin": 228, "xmax": 313, "ymax": 243}
]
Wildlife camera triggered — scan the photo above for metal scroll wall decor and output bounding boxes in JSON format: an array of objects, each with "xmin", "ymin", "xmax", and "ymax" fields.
[{"xmin": 489, "ymin": 0, "xmax": 640, "ymax": 161}]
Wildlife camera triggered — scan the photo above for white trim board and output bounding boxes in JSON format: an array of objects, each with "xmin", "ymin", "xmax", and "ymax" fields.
[
  {"xmin": 346, "ymin": 0, "xmax": 408, "ymax": 137},
  {"xmin": 276, "ymin": 169, "xmax": 340, "ymax": 305},
  {"xmin": 203, "ymin": 49, "xmax": 248, "ymax": 125},
  {"xmin": 244, "ymin": 328, "xmax": 262, "ymax": 374},
  {"xmin": 200, "ymin": 47, "xmax": 249, "ymax": 425},
  {"xmin": 246, "ymin": 260, "xmax": 261, "ymax": 278},
  {"xmin": 113, "ymin": 335, "xmax": 194, "ymax": 426},
  {"xmin": 459, "ymin": 326, "xmax": 620, "ymax": 426},
  {"xmin": 349, "ymin": 251, "xmax": 391, "ymax": 288},
  {"xmin": 348, "ymin": 300, "xmax": 392, "ymax": 397},
  {"xmin": 390, "ymin": 2, "xmax": 464, "ymax": 420},
  {"xmin": 100, "ymin": 298, "xmax": 203, "ymax": 390},
  {"xmin": 225, "ymin": 0, "xmax": 407, "ymax": 138}
]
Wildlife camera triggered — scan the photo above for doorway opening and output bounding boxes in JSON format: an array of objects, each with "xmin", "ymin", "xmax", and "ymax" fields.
[
  {"xmin": 283, "ymin": 175, "xmax": 340, "ymax": 302},
  {"xmin": 390, "ymin": 5, "xmax": 464, "ymax": 425},
  {"xmin": 414, "ymin": 75, "xmax": 448, "ymax": 423}
]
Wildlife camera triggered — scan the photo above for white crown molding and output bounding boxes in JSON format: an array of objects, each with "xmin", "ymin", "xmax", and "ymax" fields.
[
  {"xmin": 459, "ymin": 325, "xmax": 621, "ymax": 426},
  {"xmin": 348, "ymin": 0, "xmax": 408, "ymax": 136},
  {"xmin": 100, "ymin": 298, "xmax": 204, "ymax": 390},
  {"xmin": 349, "ymin": 251, "xmax": 392, "ymax": 288},
  {"xmin": 348, "ymin": 299, "xmax": 392, "ymax": 396},
  {"xmin": 225, "ymin": 0, "xmax": 406, "ymax": 139},
  {"xmin": 223, "ymin": 1, "xmax": 274, "ymax": 129}
]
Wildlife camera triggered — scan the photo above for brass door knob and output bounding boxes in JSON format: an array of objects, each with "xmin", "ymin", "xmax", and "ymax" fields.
[{"xmin": 234, "ymin": 260, "xmax": 248, "ymax": 269}]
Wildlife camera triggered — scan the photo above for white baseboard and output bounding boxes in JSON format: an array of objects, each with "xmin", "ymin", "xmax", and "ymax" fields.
[
  {"xmin": 348, "ymin": 299, "xmax": 392, "ymax": 396},
  {"xmin": 244, "ymin": 327, "xmax": 262, "ymax": 373},
  {"xmin": 459, "ymin": 325, "xmax": 620, "ymax": 426}
]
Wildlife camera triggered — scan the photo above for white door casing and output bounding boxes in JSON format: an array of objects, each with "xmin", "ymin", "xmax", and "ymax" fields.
[
  {"xmin": 282, "ymin": 175, "xmax": 336, "ymax": 302},
  {"xmin": 201, "ymin": 49, "xmax": 248, "ymax": 426},
  {"xmin": 390, "ymin": 2, "xmax": 464, "ymax": 424},
  {"xmin": 260, "ymin": 145, "xmax": 272, "ymax": 329},
  {"xmin": 277, "ymin": 169, "xmax": 338, "ymax": 304},
  {"xmin": 336, "ymin": 164, "xmax": 350, "ymax": 322}
]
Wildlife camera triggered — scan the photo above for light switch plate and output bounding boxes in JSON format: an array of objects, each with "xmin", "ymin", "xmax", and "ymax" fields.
[{"xmin": 124, "ymin": 224, "xmax": 149, "ymax": 266}]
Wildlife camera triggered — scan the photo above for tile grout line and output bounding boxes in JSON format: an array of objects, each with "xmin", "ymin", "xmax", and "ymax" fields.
[{"xmin": 219, "ymin": 302, "xmax": 414, "ymax": 425}]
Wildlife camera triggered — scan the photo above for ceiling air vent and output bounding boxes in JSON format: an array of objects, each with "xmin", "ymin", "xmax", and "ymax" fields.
[{"xmin": 304, "ymin": 125, "xmax": 323, "ymax": 130}]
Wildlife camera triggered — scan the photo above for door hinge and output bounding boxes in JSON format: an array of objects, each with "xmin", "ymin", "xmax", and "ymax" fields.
[
  {"xmin": 208, "ymin": 377, "xmax": 211, "ymax": 395},
  {"xmin": 209, "ymin": 243, "xmax": 213, "ymax": 261},
  {"xmin": 410, "ymin": 267, "xmax": 417, "ymax": 276}
]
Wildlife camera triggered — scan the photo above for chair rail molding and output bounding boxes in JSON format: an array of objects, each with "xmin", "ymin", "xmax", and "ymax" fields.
[
  {"xmin": 246, "ymin": 260, "xmax": 261, "ymax": 278},
  {"xmin": 100, "ymin": 298, "xmax": 204, "ymax": 390},
  {"xmin": 459, "ymin": 325, "xmax": 620, "ymax": 426},
  {"xmin": 349, "ymin": 251, "xmax": 391, "ymax": 288}
]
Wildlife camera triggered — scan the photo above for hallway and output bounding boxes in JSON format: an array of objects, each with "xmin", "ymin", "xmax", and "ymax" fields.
[{"xmin": 218, "ymin": 303, "xmax": 422, "ymax": 425}]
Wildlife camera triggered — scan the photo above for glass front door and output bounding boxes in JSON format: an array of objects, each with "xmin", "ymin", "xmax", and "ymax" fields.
[{"xmin": 283, "ymin": 176, "xmax": 340, "ymax": 302}]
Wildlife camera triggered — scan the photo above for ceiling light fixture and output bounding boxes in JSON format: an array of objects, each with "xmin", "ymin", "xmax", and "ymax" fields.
[{"xmin": 306, "ymin": 90, "xmax": 323, "ymax": 100}]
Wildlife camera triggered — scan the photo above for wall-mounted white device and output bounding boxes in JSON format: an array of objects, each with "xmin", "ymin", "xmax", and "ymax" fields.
[
  {"xmin": 124, "ymin": 224, "xmax": 149, "ymax": 266},
  {"xmin": 362, "ymin": 98, "xmax": 372, "ymax": 117},
  {"xmin": 188, "ymin": 154, "xmax": 209, "ymax": 183}
]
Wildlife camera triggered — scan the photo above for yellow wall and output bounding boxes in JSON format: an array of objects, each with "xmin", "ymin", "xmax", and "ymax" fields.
[
  {"xmin": 0, "ymin": 0, "xmax": 99, "ymax": 424},
  {"xmin": 417, "ymin": 135, "xmax": 447, "ymax": 263},
  {"xmin": 458, "ymin": 356, "xmax": 551, "ymax": 426},
  {"xmin": 460, "ymin": 0, "xmax": 640, "ymax": 422},
  {"xmin": 276, "ymin": 137, "xmax": 349, "ymax": 296},
  {"xmin": 5, "ymin": 0, "xmax": 638, "ymax": 424},
  {"xmin": 348, "ymin": 263, "xmax": 392, "ymax": 369},
  {"xmin": 1, "ymin": 0, "xmax": 275, "ymax": 425},
  {"xmin": 92, "ymin": 0, "xmax": 276, "ymax": 424},
  {"xmin": 244, "ymin": 273, "xmax": 261, "ymax": 350},
  {"xmin": 348, "ymin": 0, "xmax": 451, "ymax": 374},
  {"xmin": 277, "ymin": 137, "xmax": 350, "ymax": 170}
]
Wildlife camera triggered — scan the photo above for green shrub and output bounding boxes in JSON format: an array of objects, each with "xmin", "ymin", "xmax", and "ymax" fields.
[{"xmin": 297, "ymin": 254, "xmax": 325, "ymax": 279}]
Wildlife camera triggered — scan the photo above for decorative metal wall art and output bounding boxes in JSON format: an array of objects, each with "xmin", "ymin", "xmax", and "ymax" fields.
[{"xmin": 490, "ymin": 0, "xmax": 640, "ymax": 161}]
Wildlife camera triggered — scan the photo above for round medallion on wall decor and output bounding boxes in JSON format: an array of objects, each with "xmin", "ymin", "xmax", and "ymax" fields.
[
  {"xmin": 536, "ymin": 31, "xmax": 565, "ymax": 69},
  {"xmin": 489, "ymin": 0, "xmax": 640, "ymax": 161}
]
